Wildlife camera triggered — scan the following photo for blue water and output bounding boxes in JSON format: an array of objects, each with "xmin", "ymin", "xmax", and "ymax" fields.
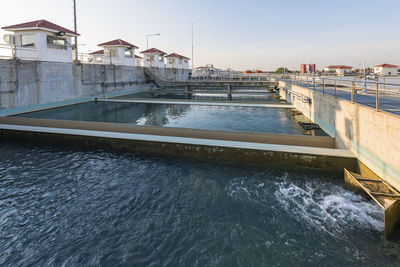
[
  {"xmin": 0, "ymin": 141, "xmax": 398, "ymax": 266},
  {"xmin": 14, "ymin": 101, "xmax": 328, "ymax": 136}
]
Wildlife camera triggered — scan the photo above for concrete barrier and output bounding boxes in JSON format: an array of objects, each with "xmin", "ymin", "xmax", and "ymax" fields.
[
  {"xmin": 279, "ymin": 81, "xmax": 400, "ymax": 190},
  {"xmin": 0, "ymin": 59, "xmax": 194, "ymax": 112}
]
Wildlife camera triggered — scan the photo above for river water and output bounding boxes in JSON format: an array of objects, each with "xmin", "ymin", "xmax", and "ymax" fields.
[{"xmin": 0, "ymin": 141, "xmax": 399, "ymax": 266}]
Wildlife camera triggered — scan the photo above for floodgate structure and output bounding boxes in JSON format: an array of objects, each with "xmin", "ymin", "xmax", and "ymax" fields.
[{"xmin": 1, "ymin": 20, "xmax": 400, "ymax": 266}]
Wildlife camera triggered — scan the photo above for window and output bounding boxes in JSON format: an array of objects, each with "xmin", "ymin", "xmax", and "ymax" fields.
[
  {"xmin": 179, "ymin": 58, "xmax": 182, "ymax": 64},
  {"xmin": 21, "ymin": 35, "xmax": 35, "ymax": 47},
  {"xmin": 124, "ymin": 49, "xmax": 133, "ymax": 58},
  {"xmin": 158, "ymin": 55, "xmax": 164, "ymax": 61},
  {"xmin": 96, "ymin": 56, "xmax": 103, "ymax": 62},
  {"xmin": 47, "ymin": 36, "xmax": 67, "ymax": 49},
  {"xmin": 169, "ymin": 59, "xmax": 174, "ymax": 64}
]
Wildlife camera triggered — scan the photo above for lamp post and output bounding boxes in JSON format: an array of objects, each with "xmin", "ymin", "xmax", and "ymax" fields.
[
  {"xmin": 73, "ymin": 0, "xmax": 78, "ymax": 62},
  {"xmin": 146, "ymin": 33, "xmax": 160, "ymax": 49}
]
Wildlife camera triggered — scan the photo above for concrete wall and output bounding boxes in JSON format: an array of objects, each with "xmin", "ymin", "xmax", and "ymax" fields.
[
  {"xmin": 0, "ymin": 58, "xmax": 155, "ymax": 112},
  {"xmin": 374, "ymin": 67, "xmax": 398, "ymax": 76},
  {"xmin": 279, "ymin": 81, "xmax": 400, "ymax": 190}
]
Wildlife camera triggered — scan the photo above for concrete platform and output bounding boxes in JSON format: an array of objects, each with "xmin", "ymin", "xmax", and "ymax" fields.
[{"xmin": 0, "ymin": 117, "xmax": 356, "ymax": 171}]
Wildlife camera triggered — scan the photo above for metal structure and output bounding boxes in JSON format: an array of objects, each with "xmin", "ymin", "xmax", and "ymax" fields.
[
  {"xmin": 146, "ymin": 33, "xmax": 160, "ymax": 49},
  {"xmin": 345, "ymin": 169, "xmax": 400, "ymax": 237}
]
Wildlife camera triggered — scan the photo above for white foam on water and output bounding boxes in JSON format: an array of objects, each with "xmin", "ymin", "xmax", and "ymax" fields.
[
  {"xmin": 225, "ymin": 173, "xmax": 384, "ymax": 236},
  {"xmin": 274, "ymin": 178, "xmax": 384, "ymax": 235}
]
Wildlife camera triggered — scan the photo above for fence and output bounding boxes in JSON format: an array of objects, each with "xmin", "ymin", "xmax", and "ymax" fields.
[{"xmin": 277, "ymin": 74, "xmax": 400, "ymax": 113}]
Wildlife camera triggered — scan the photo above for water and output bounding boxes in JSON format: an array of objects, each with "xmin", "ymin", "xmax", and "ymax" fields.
[
  {"xmin": 0, "ymin": 141, "xmax": 399, "ymax": 266},
  {"xmin": 119, "ymin": 90, "xmax": 281, "ymax": 103},
  {"xmin": 14, "ymin": 102, "xmax": 328, "ymax": 136}
]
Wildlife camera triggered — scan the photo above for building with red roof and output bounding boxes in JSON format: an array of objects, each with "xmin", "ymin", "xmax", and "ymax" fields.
[
  {"xmin": 165, "ymin": 53, "xmax": 190, "ymax": 69},
  {"xmin": 89, "ymin": 39, "xmax": 139, "ymax": 66},
  {"xmin": 140, "ymin": 48, "xmax": 167, "ymax": 68},
  {"xmin": 134, "ymin": 55, "xmax": 144, "ymax": 67},
  {"xmin": 373, "ymin": 63, "xmax": 399, "ymax": 76},
  {"xmin": 2, "ymin": 19, "xmax": 79, "ymax": 63},
  {"xmin": 323, "ymin": 65, "xmax": 353, "ymax": 76}
]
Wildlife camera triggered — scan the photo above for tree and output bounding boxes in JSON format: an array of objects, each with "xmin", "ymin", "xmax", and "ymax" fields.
[{"xmin": 275, "ymin": 67, "xmax": 291, "ymax": 73}]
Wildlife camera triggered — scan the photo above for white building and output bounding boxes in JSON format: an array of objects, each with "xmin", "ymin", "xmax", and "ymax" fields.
[
  {"xmin": 164, "ymin": 53, "xmax": 190, "ymax": 69},
  {"xmin": 323, "ymin": 65, "xmax": 352, "ymax": 76},
  {"xmin": 140, "ymin": 48, "xmax": 166, "ymax": 68},
  {"xmin": 373, "ymin": 64, "xmax": 399, "ymax": 76},
  {"xmin": 2, "ymin": 19, "xmax": 80, "ymax": 63},
  {"xmin": 135, "ymin": 55, "xmax": 144, "ymax": 67},
  {"xmin": 89, "ymin": 39, "xmax": 139, "ymax": 66}
]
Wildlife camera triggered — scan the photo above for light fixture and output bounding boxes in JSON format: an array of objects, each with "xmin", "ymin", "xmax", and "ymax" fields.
[{"xmin": 56, "ymin": 31, "xmax": 66, "ymax": 37}]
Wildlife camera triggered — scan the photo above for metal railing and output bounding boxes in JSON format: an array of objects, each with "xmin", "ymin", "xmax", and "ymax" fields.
[
  {"xmin": 0, "ymin": 44, "xmax": 39, "ymax": 60},
  {"xmin": 276, "ymin": 74, "xmax": 400, "ymax": 112}
]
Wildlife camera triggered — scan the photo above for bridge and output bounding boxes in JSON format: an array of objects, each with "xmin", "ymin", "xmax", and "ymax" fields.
[{"xmin": 143, "ymin": 68, "xmax": 278, "ymax": 90}]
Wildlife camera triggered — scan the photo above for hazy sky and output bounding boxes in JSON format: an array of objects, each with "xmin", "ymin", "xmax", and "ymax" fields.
[{"xmin": 1, "ymin": 0, "xmax": 399, "ymax": 70}]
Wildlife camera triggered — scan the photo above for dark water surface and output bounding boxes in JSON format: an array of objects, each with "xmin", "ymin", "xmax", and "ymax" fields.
[
  {"xmin": 0, "ymin": 141, "xmax": 399, "ymax": 266},
  {"xmin": 15, "ymin": 102, "xmax": 327, "ymax": 136},
  {"xmin": 119, "ymin": 91, "xmax": 281, "ymax": 103}
]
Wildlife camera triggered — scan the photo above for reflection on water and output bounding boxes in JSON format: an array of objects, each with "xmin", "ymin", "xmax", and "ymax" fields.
[
  {"xmin": 0, "ymin": 141, "xmax": 398, "ymax": 266},
  {"xmin": 15, "ymin": 102, "xmax": 328, "ymax": 136}
]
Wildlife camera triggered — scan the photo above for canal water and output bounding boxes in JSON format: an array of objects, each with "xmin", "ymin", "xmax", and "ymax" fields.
[
  {"xmin": 14, "ymin": 102, "xmax": 327, "ymax": 136},
  {"xmin": 1, "ymin": 141, "xmax": 399, "ymax": 266}
]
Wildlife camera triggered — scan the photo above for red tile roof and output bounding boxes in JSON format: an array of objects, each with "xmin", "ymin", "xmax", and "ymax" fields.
[
  {"xmin": 325, "ymin": 65, "xmax": 352, "ymax": 69},
  {"xmin": 2, "ymin": 19, "xmax": 79, "ymax": 36},
  {"xmin": 98, "ymin": 39, "xmax": 138, "ymax": 49},
  {"xmin": 140, "ymin": 48, "xmax": 166, "ymax": 55},
  {"xmin": 135, "ymin": 55, "xmax": 143, "ymax": 59},
  {"xmin": 165, "ymin": 53, "xmax": 190, "ymax": 60},
  {"xmin": 89, "ymin": 49, "xmax": 104, "ymax": 55},
  {"xmin": 374, "ymin": 63, "xmax": 399, "ymax": 68}
]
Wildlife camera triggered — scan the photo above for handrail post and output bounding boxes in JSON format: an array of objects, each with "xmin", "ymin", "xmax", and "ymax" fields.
[
  {"xmin": 376, "ymin": 83, "xmax": 380, "ymax": 111},
  {"xmin": 334, "ymin": 80, "xmax": 337, "ymax": 98},
  {"xmin": 322, "ymin": 78, "xmax": 325, "ymax": 94},
  {"xmin": 313, "ymin": 76, "xmax": 316, "ymax": 91},
  {"xmin": 351, "ymin": 81, "xmax": 355, "ymax": 103}
]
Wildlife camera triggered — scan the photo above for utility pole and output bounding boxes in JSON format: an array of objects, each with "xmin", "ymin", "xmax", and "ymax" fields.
[
  {"xmin": 191, "ymin": 22, "xmax": 194, "ymax": 70},
  {"xmin": 73, "ymin": 0, "xmax": 78, "ymax": 62}
]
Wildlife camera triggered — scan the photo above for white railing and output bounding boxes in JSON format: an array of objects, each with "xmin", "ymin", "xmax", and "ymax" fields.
[{"xmin": 0, "ymin": 44, "xmax": 39, "ymax": 60}]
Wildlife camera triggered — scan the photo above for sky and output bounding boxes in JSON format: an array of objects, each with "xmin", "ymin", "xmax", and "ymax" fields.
[{"xmin": 1, "ymin": 0, "xmax": 399, "ymax": 71}]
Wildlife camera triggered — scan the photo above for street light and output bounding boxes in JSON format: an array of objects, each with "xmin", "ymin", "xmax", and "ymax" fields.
[{"xmin": 146, "ymin": 33, "xmax": 160, "ymax": 49}]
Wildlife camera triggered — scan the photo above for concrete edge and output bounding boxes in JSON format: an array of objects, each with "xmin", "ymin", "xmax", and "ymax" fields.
[
  {"xmin": 0, "ymin": 124, "xmax": 354, "ymax": 159},
  {"xmin": 100, "ymin": 98, "xmax": 295, "ymax": 108}
]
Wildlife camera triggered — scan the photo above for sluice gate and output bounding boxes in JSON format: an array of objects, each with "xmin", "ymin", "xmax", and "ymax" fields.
[{"xmin": 345, "ymin": 169, "xmax": 400, "ymax": 237}]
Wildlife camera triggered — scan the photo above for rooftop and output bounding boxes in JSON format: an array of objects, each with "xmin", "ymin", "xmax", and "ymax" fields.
[
  {"xmin": 140, "ymin": 48, "xmax": 166, "ymax": 55},
  {"xmin": 135, "ymin": 55, "xmax": 143, "ymax": 59},
  {"xmin": 325, "ymin": 65, "xmax": 352, "ymax": 69},
  {"xmin": 98, "ymin": 39, "xmax": 139, "ymax": 49},
  {"xmin": 374, "ymin": 63, "xmax": 399, "ymax": 68},
  {"xmin": 165, "ymin": 53, "xmax": 190, "ymax": 59},
  {"xmin": 89, "ymin": 50, "xmax": 104, "ymax": 55},
  {"xmin": 2, "ymin": 19, "xmax": 79, "ymax": 36}
]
